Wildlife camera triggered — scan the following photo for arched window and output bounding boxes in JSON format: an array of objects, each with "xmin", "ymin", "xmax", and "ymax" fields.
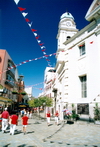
[{"xmin": 66, "ymin": 36, "xmax": 71, "ymax": 40}]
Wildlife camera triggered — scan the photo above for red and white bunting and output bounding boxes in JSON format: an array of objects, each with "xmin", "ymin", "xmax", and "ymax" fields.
[
  {"xmin": 14, "ymin": 3, "xmax": 52, "ymax": 66},
  {"xmin": 0, "ymin": 53, "xmax": 57, "ymax": 75},
  {"xmin": 3, "ymin": 78, "xmax": 43, "ymax": 90},
  {"xmin": 14, "ymin": 0, "xmax": 20, "ymax": 5}
]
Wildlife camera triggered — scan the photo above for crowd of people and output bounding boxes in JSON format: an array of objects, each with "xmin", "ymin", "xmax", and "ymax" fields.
[
  {"xmin": 0, "ymin": 108, "xmax": 32, "ymax": 135},
  {"xmin": 0, "ymin": 107, "xmax": 60, "ymax": 135}
]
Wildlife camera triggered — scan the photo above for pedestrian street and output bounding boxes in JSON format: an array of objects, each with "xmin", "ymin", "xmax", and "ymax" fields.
[{"xmin": 0, "ymin": 115, "xmax": 100, "ymax": 147}]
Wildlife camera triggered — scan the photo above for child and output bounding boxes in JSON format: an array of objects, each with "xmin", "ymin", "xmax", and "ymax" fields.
[
  {"xmin": 22, "ymin": 112, "xmax": 29, "ymax": 135},
  {"xmin": 9, "ymin": 111, "xmax": 18, "ymax": 135}
]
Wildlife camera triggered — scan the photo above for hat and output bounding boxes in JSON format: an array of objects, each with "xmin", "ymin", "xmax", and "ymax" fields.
[{"xmin": 5, "ymin": 108, "xmax": 7, "ymax": 111}]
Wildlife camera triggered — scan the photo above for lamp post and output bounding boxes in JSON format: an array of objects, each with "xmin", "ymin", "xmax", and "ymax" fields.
[{"xmin": 17, "ymin": 75, "xmax": 24, "ymax": 104}]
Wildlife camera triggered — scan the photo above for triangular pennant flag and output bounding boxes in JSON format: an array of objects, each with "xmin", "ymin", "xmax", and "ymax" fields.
[
  {"xmin": 23, "ymin": 61, "xmax": 27, "ymax": 63},
  {"xmin": 41, "ymin": 49, "xmax": 46, "ymax": 52},
  {"xmin": 14, "ymin": 0, "xmax": 20, "ymax": 5},
  {"xmin": 34, "ymin": 33, "xmax": 37, "ymax": 36},
  {"xmin": 21, "ymin": 62, "xmax": 24, "ymax": 64},
  {"xmin": 43, "ymin": 52, "xmax": 46, "ymax": 54},
  {"xmin": 18, "ymin": 7, "xmax": 26, "ymax": 11},
  {"xmin": 37, "ymin": 40, "xmax": 41, "ymax": 43},
  {"xmin": 44, "ymin": 55, "xmax": 49, "ymax": 57},
  {"xmin": 22, "ymin": 12, "xmax": 28, "ymax": 17},
  {"xmin": 46, "ymin": 59, "xmax": 50, "ymax": 61},
  {"xmin": 39, "ymin": 43, "xmax": 44, "ymax": 46},
  {"xmin": 38, "ymin": 57, "xmax": 43, "ymax": 59},
  {"xmin": 31, "ymin": 29, "xmax": 37, "ymax": 32},
  {"xmin": 28, "ymin": 22, "xmax": 33, "ymax": 27},
  {"xmin": 36, "ymin": 36, "xmax": 40, "ymax": 39},
  {"xmin": 41, "ymin": 46, "xmax": 45, "ymax": 49},
  {"xmin": 25, "ymin": 60, "xmax": 29, "ymax": 62},
  {"xmin": 25, "ymin": 18, "xmax": 30, "ymax": 22},
  {"xmin": 12, "ymin": 65, "xmax": 16, "ymax": 68}
]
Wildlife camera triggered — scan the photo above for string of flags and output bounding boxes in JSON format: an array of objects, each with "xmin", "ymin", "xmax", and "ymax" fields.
[
  {"xmin": 13, "ymin": 0, "xmax": 52, "ymax": 67},
  {"xmin": 0, "ymin": 53, "xmax": 56, "ymax": 75},
  {"xmin": 3, "ymin": 78, "xmax": 43, "ymax": 90}
]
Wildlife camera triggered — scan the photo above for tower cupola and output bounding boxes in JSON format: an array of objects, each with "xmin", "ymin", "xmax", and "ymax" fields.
[{"xmin": 57, "ymin": 11, "xmax": 78, "ymax": 52}]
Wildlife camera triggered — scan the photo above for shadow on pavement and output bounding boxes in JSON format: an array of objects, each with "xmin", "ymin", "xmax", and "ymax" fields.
[
  {"xmin": 27, "ymin": 131, "xmax": 35, "ymax": 134},
  {"xmin": 14, "ymin": 130, "xmax": 22, "ymax": 135},
  {"xmin": 3, "ymin": 143, "xmax": 10, "ymax": 147},
  {"xmin": 17, "ymin": 144, "xmax": 37, "ymax": 147},
  {"xmin": 48, "ymin": 124, "xmax": 53, "ymax": 126}
]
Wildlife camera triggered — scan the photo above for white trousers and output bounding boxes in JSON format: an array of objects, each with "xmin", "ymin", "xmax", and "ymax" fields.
[
  {"xmin": 2, "ymin": 118, "xmax": 8, "ymax": 131},
  {"xmin": 47, "ymin": 117, "xmax": 50, "ymax": 123},
  {"xmin": 10, "ymin": 124, "xmax": 16, "ymax": 135},
  {"xmin": 55, "ymin": 117, "xmax": 58, "ymax": 124}
]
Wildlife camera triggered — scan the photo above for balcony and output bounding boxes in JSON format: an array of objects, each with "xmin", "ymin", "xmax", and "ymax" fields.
[
  {"xmin": 6, "ymin": 70, "xmax": 15, "ymax": 79},
  {"xmin": 5, "ymin": 80, "xmax": 14, "ymax": 88}
]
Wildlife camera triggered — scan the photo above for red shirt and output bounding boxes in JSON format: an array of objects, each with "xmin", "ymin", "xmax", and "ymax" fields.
[
  {"xmin": 55, "ymin": 112, "xmax": 59, "ymax": 117},
  {"xmin": 22, "ymin": 116, "xmax": 29, "ymax": 125},
  {"xmin": 47, "ymin": 113, "xmax": 50, "ymax": 117},
  {"xmin": 10, "ymin": 115, "xmax": 18, "ymax": 125},
  {"xmin": 2, "ymin": 111, "xmax": 9, "ymax": 119}
]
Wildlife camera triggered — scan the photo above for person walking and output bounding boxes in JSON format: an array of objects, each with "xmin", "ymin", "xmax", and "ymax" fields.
[
  {"xmin": 20, "ymin": 109, "xmax": 25, "ymax": 117},
  {"xmin": 22, "ymin": 112, "xmax": 29, "ymax": 135},
  {"xmin": 9, "ymin": 111, "xmax": 18, "ymax": 135},
  {"xmin": 46, "ymin": 111, "xmax": 51, "ymax": 126},
  {"xmin": 29, "ymin": 110, "xmax": 32, "ymax": 119},
  {"xmin": 55, "ymin": 110, "xmax": 59, "ymax": 125},
  {"xmin": 0, "ymin": 110, "xmax": 2, "ymax": 130},
  {"xmin": 1, "ymin": 107, "xmax": 9, "ymax": 133}
]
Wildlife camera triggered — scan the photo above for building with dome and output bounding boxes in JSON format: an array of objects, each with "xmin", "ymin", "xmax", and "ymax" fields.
[{"xmin": 51, "ymin": 0, "xmax": 100, "ymax": 120}]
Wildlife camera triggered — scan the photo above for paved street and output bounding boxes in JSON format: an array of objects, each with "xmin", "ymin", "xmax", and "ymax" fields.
[{"xmin": 0, "ymin": 114, "xmax": 100, "ymax": 147}]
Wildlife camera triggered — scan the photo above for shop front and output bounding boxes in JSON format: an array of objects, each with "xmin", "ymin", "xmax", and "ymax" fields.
[{"xmin": 0, "ymin": 96, "xmax": 12, "ymax": 112}]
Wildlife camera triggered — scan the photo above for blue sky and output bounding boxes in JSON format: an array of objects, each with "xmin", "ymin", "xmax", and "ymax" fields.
[{"xmin": 0, "ymin": 0, "xmax": 93, "ymax": 97}]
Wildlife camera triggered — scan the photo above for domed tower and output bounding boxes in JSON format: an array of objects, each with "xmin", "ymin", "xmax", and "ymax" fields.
[{"xmin": 57, "ymin": 12, "xmax": 78, "ymax": 51}]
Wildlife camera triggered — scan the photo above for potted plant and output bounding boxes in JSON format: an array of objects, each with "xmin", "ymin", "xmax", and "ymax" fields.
[
  {"xmin": 71, "ymin": 103, "xmax": 80, "ymax": 121},
  {"xmin": 12, "ymin": 89, "xmax": 18, "ymax": 94},
  {"xmin": 94, "ymin": 103, "xmax": 100, "ymax": 124},
  {"xmin": 21, "ymin": 91, "xmax": 27, "ymax": 95}
]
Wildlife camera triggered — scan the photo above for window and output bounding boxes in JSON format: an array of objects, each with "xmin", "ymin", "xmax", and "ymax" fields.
[
  {"xmin": 66, "ymin": 36, "xmax": 71, "ymax": 40},
  {"xmin": 80, "ymin": 75, "xmax": 87, "ymax": 98},
  {"xmin": 79, "ymin": 44, "xmax": 85, "ymax": 56},
  {"xmin": 77, "ymin": 103, "xmax": 89, "ymax": 114}
]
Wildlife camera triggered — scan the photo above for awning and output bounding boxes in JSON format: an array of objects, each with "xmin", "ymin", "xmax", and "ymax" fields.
[
  {"xmin": 0, "ymin": 97, "xmax": 12, "ymax": 103},
  {"xmin": 19, "ymin": 105, "xmax": 27, "ymax": 107}
]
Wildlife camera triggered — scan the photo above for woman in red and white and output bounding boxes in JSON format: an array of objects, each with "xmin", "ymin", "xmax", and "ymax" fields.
[
  {"xmin": 9, "ymin": 111, "xmax": 18, "ymax": 135},
  {"xmin": 55, "ymin": 110, "xmax": 59, "ymax": 125},
  {"xmin": 46, "ymin": 111, "xmax": 51, "ymax": 126}
]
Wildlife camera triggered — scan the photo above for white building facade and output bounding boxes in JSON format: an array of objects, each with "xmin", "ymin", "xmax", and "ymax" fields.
[{"xmin": 52, "ymin": 0, "xmax": 100, "ymax": 120}]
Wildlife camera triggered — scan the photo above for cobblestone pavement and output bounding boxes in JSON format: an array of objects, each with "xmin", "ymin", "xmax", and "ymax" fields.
[{"xmin": 0, "ymin": 115, "xmax": 100, "ymax": 147}]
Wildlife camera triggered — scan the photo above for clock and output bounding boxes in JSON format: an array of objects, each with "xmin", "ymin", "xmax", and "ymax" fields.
[{"xmin": 66, "ymin": 21, "xmax": 72, "ymax": 26}]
